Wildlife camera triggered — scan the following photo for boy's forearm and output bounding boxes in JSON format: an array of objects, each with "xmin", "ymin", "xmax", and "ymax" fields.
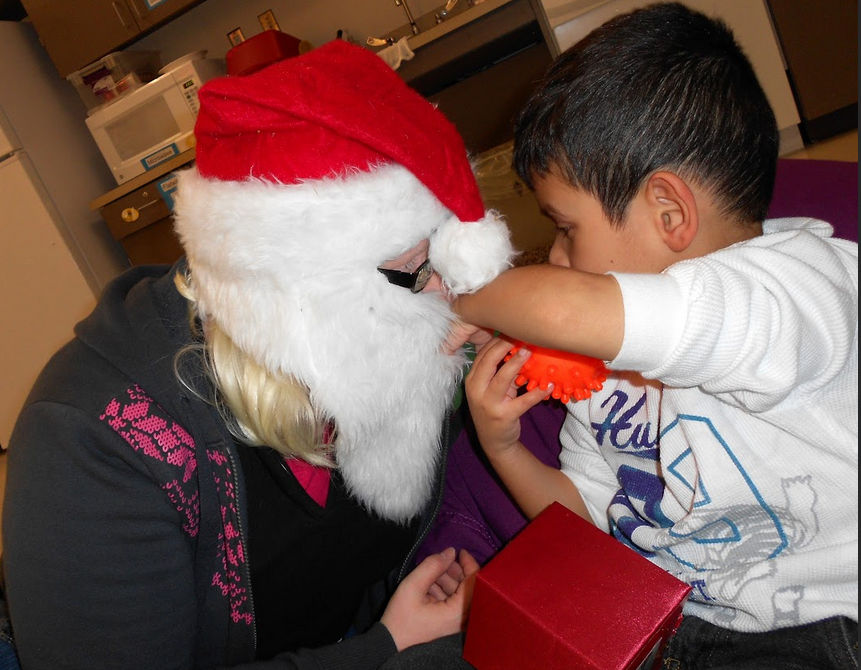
[
  {"xmin": 456, "ymin": 265, "xmax": 624, "ymax": 361},
  {"xmin": 487, "ymin": 440, "xmax": 592, "ymax": 523}
]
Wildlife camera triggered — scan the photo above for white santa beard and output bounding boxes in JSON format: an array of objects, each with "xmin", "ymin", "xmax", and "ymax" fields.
[{"xmin": 321, "ymin": 290, "xmax": 465, "ymax": 523}]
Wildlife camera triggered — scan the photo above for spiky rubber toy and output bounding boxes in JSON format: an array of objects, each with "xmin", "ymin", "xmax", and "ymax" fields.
[{"xmin": 505, "ymin": 341, "xmax": 608, "ymax": 403}]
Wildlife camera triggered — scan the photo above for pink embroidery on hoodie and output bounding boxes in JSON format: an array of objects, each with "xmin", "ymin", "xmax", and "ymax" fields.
[
  {"xmin": 101, "ymin": 385, "xmax": 199, "ymax": 535},
  {"xmin": 100, "ymin": 384, "xmax": 252, "ymax": 626}
]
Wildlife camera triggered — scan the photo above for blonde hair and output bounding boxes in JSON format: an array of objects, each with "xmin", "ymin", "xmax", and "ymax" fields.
[{"xmin": 173, "ymin": 270, "xmax": 334, "ymax": 467}]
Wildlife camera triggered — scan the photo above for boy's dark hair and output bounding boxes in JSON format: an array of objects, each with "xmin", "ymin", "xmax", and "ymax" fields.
[{"xmin": 513, "ymin": 2, "xmax": 779, "ymax": 225}]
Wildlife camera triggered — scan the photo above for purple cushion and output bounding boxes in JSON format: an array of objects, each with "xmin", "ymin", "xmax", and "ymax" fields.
[
  {"xmin": 768, "ymin": 159, "xmax": 858, "ymax": 242},
  {"xmin": 418, "ymin": 401, "xmax": 567, "ymax": 566}
]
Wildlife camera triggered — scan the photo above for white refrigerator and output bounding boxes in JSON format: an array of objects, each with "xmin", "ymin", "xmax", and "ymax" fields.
[{"xmin": 0, "ymin": 20, "xmax": 130, "ymax": 448}]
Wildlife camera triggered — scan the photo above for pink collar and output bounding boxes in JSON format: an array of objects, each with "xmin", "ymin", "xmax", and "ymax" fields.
[{"xmin": 287, "ymin": 458, "xmax": 330, "ymax": 507}]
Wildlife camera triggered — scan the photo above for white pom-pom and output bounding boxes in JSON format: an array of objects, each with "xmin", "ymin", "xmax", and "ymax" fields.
[{"xmin": 429, "ymin": 211, "xmax": 516, "ymax": 294}]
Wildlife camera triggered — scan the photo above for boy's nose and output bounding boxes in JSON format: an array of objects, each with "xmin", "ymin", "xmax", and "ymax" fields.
[{"xmin": 548, "ymin": 242, "xmax": 571, "ymax": 268}]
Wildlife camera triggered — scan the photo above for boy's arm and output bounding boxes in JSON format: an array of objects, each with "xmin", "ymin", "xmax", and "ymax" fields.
[
  {"xmin": 483, "ymin": 438, "xmax": 590, "ymax": 521},
  {"xmin": 465, "ymin": 338, "xmax": 592, "ymax": 522},
  {"xmin": 456, "ymin": 265, "xmax": 625, "ymax": 362}
]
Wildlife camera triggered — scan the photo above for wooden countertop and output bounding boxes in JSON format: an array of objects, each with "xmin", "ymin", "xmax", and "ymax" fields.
[{"xmin": 89, "ymin": 149, "xmax": 196, "ymax": 211}]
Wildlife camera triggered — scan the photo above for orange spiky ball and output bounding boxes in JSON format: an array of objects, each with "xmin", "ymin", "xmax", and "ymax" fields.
[{"xmin": 504, "ymin": 341, "xmax": 608, "ymax": 403}]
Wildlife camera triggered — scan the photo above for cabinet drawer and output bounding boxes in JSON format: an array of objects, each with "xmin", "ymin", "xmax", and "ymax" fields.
[
  {"xmin": 115, "ymin": 218, "xmax": 184, "ymax": 267},
  {"xmin": 102, "ymin": 183, "xmax": 173, "ymax": 241},
  {"xmin": 99, "ymin": 173, "xmax": 183, "ymax": 266}
]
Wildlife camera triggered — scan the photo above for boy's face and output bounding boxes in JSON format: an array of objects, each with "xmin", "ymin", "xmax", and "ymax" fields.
[{"xmin": 533, "ymin": 170, "xmax": 666, "ymax": 274}]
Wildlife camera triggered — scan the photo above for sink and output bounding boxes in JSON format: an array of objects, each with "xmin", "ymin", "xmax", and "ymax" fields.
[
  {"xmin": 367, "ymin": 0, "xmax": 473, "ymax": 46},
  {"xmin": 368, "ymin": 0, "xmax": 532, "ymax": 54},
  {"xmin": 369, "ymin": 0, "xmax": 553, "ymax": 97}
]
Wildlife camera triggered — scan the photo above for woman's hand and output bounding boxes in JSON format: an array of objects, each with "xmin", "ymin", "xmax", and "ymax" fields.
[{"xmin": 381, "ymin": 547, "xmax": 480, "ymax": 651}]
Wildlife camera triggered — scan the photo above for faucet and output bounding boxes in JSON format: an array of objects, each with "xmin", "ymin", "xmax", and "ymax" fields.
[
  {"xmin": 435, "ymin": 0, "xmax": 459, "ymax": 23},
  {"xmin": 366, "ymin": 35, "xmax": 396, "ymax": 47},
  {"xmin": 395, "ymin": 0, "xmax": 420, "ymax": 35},
  {"xmin": 368, "ymin": 0, "xmax": 457, "ymax": 46}
]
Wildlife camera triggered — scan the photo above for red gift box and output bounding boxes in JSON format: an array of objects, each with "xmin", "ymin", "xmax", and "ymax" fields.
[{"xmin": 463, "ymin": 503, "xmax": 691, "ymax": 670}]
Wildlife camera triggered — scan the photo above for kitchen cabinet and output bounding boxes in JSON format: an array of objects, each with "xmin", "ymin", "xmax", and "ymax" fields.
[
  {"xmin": 91, "ymin": 148, "xmax": 193, "ymax": 267},
  {"xmin": 766, "ymin": 0, "xmax": 858, "ymax": 143},
  {"xmin": 19, "ymin": 0, "xmax": 206, "ymax": 78}
]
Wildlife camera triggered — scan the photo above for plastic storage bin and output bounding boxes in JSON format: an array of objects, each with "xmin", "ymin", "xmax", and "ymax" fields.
[{"xmin": 67, "ymin": 51, "xmax": 162, "ymax": 111}]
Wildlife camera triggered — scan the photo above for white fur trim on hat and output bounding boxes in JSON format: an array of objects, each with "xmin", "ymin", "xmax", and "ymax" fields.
[{"xmin": 430, "ymin": 211, "xmax": 516, "ymax": 295}]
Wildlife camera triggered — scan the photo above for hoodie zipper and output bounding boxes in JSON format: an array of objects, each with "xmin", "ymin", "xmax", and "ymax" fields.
[
  {"xmin": 224, "ymin": 443, "xmax": 258, "ymax": 654},
  {"xmin": 397, "ymin": 413, "xmax": 452, "ymax": 582}
]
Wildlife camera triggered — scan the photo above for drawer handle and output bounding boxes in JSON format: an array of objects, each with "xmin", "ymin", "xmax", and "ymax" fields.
[{"xmin": 120, "ymin": 199, "xmax": 160, "ymax": 222}]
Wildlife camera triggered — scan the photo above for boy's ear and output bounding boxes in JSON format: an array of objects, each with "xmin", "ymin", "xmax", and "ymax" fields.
[{"xmin": 644, "ymin": 171, "xmax": 698, "ymax": 253}]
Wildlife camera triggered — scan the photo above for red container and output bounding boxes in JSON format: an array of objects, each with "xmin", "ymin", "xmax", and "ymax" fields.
[
  {"xmin": 463, "ymin": 503, "xmax": 691, "ymax": 670},
  {"xmin": 226, "ymin": 30, "xmax": 301, "ymax": 76}
]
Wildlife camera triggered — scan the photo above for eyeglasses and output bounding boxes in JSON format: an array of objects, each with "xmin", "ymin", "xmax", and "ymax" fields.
[{"xmin": 378, "ymin": 258, "xmax": 433, "ymax": 294}]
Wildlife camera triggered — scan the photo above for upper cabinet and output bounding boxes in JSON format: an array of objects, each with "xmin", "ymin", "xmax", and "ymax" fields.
[
  {"xmin": 20, "ymin": 0, "xmax": 205, "ymax": 78},
  {"xmin": 766, "ymin": 0, "xmax": 858, "ymax": 142}
]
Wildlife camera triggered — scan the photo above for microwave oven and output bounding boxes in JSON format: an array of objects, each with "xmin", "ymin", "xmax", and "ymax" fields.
[{"xmin": 86, "ymin": 57, "xmax": 226, "ymax": 185}]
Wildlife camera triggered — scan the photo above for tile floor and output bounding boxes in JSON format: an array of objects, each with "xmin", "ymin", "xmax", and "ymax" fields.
[{"xmin": 0, "ymin": 129, "xmax": 857, "ymax": 549}]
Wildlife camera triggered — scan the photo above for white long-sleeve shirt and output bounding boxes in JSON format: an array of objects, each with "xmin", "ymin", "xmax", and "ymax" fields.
[{"xmin": 559, "ymin": 218, "xmax": 857, "ymax": 633}]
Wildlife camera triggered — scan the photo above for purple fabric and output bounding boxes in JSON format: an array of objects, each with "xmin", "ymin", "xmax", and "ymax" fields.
[
  {"xmin": 418, "ymin": 401, "xmax": 567, "ymax": 566},
  {"xmin": 768, "ymin": 159, "xmax": 858, "ymax": 242}
]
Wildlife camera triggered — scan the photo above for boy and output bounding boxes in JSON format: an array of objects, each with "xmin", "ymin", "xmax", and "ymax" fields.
[{"xmin": 454, "ymin": 3, "xmax": 857, "ymax": 667}]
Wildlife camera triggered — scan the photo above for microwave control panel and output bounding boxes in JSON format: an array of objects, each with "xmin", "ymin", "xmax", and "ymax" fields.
[
  {"xmin": 171, "ymin": 57, "xmax": 227, "ymax": 117},
  {"xmin": 180, "ymin": 77, "xmax": 203, "ymax": 116}
]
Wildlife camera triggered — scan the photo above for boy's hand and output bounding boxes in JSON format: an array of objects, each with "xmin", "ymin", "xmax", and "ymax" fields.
[
  {"xmin": 465, "ymin": 337, "xmax": 548, "ymax": 459},
  {"xmin": 381, "ymin": 547, "xmax": 480, "ymax": 651}
]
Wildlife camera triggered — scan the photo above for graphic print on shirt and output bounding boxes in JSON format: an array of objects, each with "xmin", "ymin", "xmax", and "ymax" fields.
[{"xmin": 597, "ymin": 389, "xmax": 820, "ymax": 622}]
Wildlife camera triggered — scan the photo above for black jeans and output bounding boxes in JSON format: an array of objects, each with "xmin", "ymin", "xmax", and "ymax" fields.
[
  {"xmin": 378, "ymin": 617, "xmax": 858, "ymax": 670},
  {"xmin": 662, "ymin": 615, "xmax": 858, "ymax": 670},
  {"xmin": 379, "ymin": 633, "xmax": 475, "ymax": 670}
]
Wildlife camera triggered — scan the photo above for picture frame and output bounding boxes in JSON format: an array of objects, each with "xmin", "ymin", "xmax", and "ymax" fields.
[
  {"xmin": 258, "ymin": 10, "xmax": 280, "ymax": 32},
  {"xmin": 227, "ymin": 27, "xmax": 245, "ymax": 47}
]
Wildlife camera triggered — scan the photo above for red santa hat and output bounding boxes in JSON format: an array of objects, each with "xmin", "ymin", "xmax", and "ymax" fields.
[{"xmin": 177, "ymin": 38, "xmax": 514, "ymax": 298}]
